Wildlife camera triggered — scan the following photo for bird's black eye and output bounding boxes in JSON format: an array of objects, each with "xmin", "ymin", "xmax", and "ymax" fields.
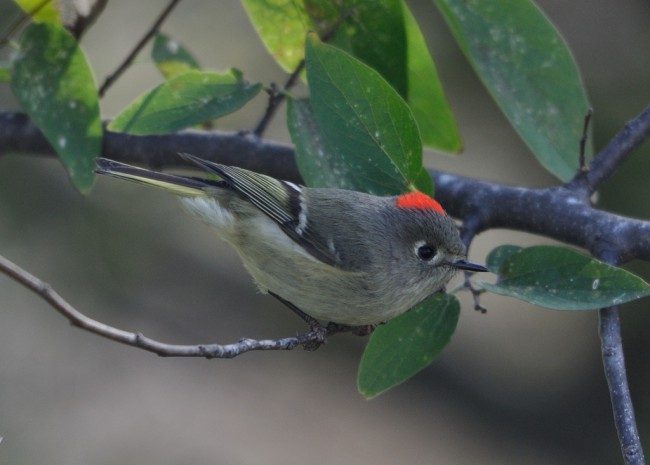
[{"xmin": 417, "ymin": 244, "xmax": 437, "ymax": 261}]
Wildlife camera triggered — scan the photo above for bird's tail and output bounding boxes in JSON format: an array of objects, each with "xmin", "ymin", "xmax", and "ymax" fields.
[{"xmin": 95, "ymin": 158, "xmax": 218, "ymax": 196}]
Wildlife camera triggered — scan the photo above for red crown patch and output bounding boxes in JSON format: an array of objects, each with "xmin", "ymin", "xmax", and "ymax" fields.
[{"xmin": 396, "ymin": 191, "xmax": 446, "ymax": 214}]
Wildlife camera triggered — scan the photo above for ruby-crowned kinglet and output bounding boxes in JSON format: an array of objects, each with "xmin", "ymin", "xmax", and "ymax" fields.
[{"xmin": 96, "ymin": 155, "xmax": 487, "ymax": 325}]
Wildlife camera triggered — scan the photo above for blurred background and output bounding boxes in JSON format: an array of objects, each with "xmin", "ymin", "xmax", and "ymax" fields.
[{"xmin": 0, "ymin": 0, "xmax": 649, "ymax": 463}]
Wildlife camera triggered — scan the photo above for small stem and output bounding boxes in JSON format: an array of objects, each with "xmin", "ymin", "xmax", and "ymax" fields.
[
  {"xmin": 253, "ymin": 61, "xmax": 304, "ymax": 137},
  {"xmin": 579, "ymin": 108, "xmax": 593, "ymax": 173},
  {"xmin": 568, "ymin": 104, "xmax": 650, "ymax": 192},
  {"xmin": 252, "ymin": 10, "xmax": 350, "ymax": 137},
  {"xmin": 98, "ymin": 0, "xmax": 183, "ymax": 98},
  {"xmin": 459, "ymin": 216, "xmax": 487, "ymax": 313}
]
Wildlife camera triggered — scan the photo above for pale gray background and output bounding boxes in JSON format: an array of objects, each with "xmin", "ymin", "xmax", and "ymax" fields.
[{"xmin": 1, "ymin": 1, "xmax": 649, "ymax": 464}]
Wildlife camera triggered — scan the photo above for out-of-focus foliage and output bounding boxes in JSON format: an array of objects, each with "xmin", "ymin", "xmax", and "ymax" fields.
[
  {"xmin": 11, "ymin": 22, "xmax": 101, "ymax": 192},
  {"xmin": 152, "ymin": 32, "xmax": 200, "ymax": 79}
]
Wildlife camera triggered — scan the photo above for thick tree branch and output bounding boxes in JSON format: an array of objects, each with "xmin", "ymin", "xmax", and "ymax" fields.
[
  {"xmin": 98, "ymin": 0, "xmax": 182, "ymax": 97},
  {"xmin": 599, "ymin": 307, "xmax": 645, "ymax": 465},
  {"xmin": 434, "ymin": 173, "xmax": 650, "ymax": 262},
  {"xmin": 1, "ymin": 110, "xmax": 649, "ymax": 262},
  {"xmin": 0, "ymin": 253, "xmax": 351, "ymax": 358}
]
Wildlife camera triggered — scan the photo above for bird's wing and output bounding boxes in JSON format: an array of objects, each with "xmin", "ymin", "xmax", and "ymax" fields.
[{"xmin": 180, "ymin": 154, "xmax": 340, "ymax": 267}]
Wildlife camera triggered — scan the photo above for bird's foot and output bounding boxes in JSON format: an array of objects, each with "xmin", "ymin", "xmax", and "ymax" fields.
[{"xmin": 269, "ymin": 291, "xmax": 329, "ymax": 351}]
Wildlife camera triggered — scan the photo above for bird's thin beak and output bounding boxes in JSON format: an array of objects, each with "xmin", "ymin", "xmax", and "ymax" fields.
[{"xmin": 451, "ymin": 259, "xmax": 489, "ymax": 272}]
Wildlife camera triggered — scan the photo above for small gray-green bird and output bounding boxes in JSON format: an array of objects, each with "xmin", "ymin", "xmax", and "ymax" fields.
[{"xmin": 96, "ymin": 155, "xmax": 486, "ymax": 326}]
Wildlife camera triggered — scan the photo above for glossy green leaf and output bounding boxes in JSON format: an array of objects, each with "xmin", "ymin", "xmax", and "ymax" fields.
[
  {"xmin": 287, "ymin": 97, "xmax": 339, "ymax": 187},
  {"xmin": 358, "ymin": 293, "xmax": 460, "ymax": 399},
  {"xmin": 479, "ymin": 246, "xmax": 650, "ymax": 310},
  {"xmin": 304, "ymin": 35, "xmax": 429, "ymax": 195},
  {"xmin": 289, "ymin": 96, "xmax": 435, "ymax": 194},
  {"xmin": 304, "ymin": 1, "xmax": 461, "ymax": 152},
  {"xmin": 240, "ymin": 0, "xmax": 312, "ymax": 72},
  {"xmin": 343, "ymin": 0, "xmax": 408, "ymax": 97},
  {"xmin": 15, "ymin": 0, "xmax": 60, "ymax": 24},
  {"xmin": 403, "ymin": 3, "xmax": 461, "ymax": 153},
  {"xmin": 485, "ymin": 244, "xmax": 522, "ymax": 273},
  {"xmin": 307, "ymin": 0, "xmax": 408, "ymax": 98},
  {"xmin": 108, "ymin": 69, "xmax": 261, "ymax": 134},
  {"xmin": 12, "ymin": 23, "xmax": 101, "ymax": 193},
  {"xmin": 435, "ymin": 0, "xmax": 591, "ymax": 180},
  {"xmin": 152, "ymin": 32, "xmax": 200, "ymax": 79}
]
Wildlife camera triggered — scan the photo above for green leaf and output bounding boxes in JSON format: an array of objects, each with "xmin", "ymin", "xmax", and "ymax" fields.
[
  {"xmin": 358, "ymin": 293, "xmax": 460, "ymax": 399},
  {"xmin": 479, "ymin": 246, "xmax": 650, "ymax": 310},
  {"xmin": 343, "ymin": 0, "xmax": 408, "ymax": 97},
  {"xmin": 152, "ymin": 32, "xmax": 200, "ymax": 79},
  {"xmin": 0, "ymin": 67, "xmax": 10, "ymax": 82},
  {"xmin": 403, "ymin": 3, "xmax": 462, "ymax": 153},
  {"xmin": 14, "ymin": 0, "xmax": 60, "ymax": 24},
  {"xmin": 304, "ymin": 34, "xmax": 428, "ymax": 195},
  {"xmin": 306, "ymin": 1, "xmax": 408, "ymax": 101},
  {"xmin": 108, "ymin": 69, "xmax": 261, "ymax": 135},
  {"xmin": 435, "ymin": 0, "xmax": 591, "ymax": 180},
  {"xmin": 12, "ymin": 23, "xmax": 101, "ymax": 193},
  {"xmin": 485, "ymin": 244, "xmax": 522, "ymax": 273},
  {"xmin": 240, "ymin": 0, "xmax": 312, "ymax": 72},
  {"xmin": 287, "ymin": 97, "xmax": 339, "ymax": 187}
]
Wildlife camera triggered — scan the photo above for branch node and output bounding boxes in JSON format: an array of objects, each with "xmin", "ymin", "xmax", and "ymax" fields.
[
  {"xmin": 198, "ymin": 344, "xmax": 214, "ymax": 359},
  {"xmin": 35, "ymin": 281, "xmax": 52, "ymax": 297},
  {"xmin": 134, "ymin": 332, "xmax": 145, "ymax": 346}
]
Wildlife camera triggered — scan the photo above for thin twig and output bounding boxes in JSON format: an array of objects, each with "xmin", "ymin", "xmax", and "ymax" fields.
[
  {"xmin": 579, "ymin": 108, "xmax": 593, "ymax": 173},
  {"xmin": 0, "ymin": 253, "xmax": 349, "ymax": 358},
  {"xmin": 568, "ymin": 105, "xmax": 650, "ymax": 192},
  {"xmin": 98, "ymin": 0, "xmax": 183, "ymax": 98},
  {"xmin": 0, "ymin": 0, "xmax": 53, "ymax": 47},
  {"xmin": 252, "ymin": 61, "xmax": 305, "ymax": 137},
  {"xmin": 598, "ymin": 250, "xmax": 646, "ymax": 465},
  {"xmin": 252, "ymin": 11, "xmax": 350, "ymax": 137},
  {"xmin": 67, "ymin": 0, "xmax": 109, "ymax": 40}
]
